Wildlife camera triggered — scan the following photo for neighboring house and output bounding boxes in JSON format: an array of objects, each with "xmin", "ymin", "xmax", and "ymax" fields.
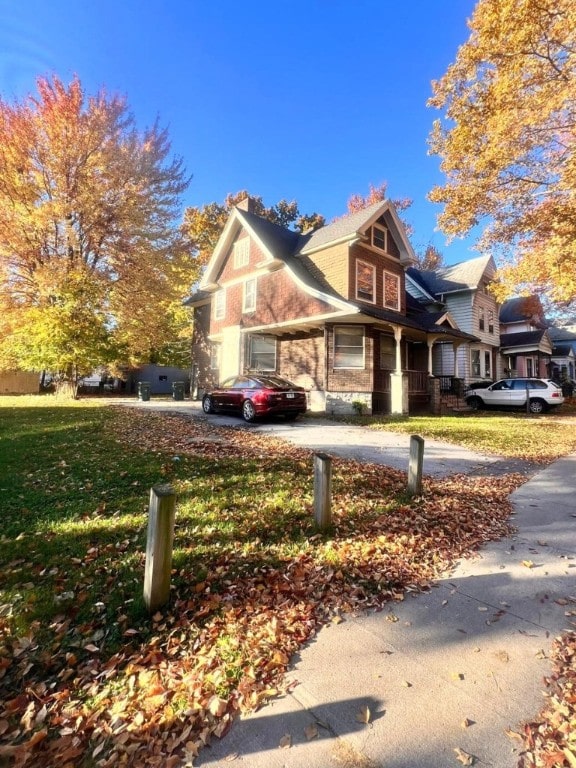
[
  {"xmin": 186, "ymin": 197, "xmax": 477, "ymax": 415},
  {"xmin": 547, "ymin": 324, "xmax": 576, "ymax": 382},
  {"xmin": 499, "ymin": 296, "xmax": 554, "ymax": 378},
  {"xmin": 406, "ymin": 255, "xmax": 500, "ymax": 384}
]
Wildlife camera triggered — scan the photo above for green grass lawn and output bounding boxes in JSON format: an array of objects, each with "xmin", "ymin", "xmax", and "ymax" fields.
[
  {"xmin": 348, "ymin": 409, "xmax": 576, "ymax": 461},
  {"xmin": 0, "ymin": 396, "xmax": 569, "ymax": 766}
]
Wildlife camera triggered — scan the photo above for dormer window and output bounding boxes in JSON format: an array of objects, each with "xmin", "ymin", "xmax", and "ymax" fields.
[
  {"xmin": 234, "ymin": 238, "xmax": 250, "ymax": 268},
  {"xmin": 356, "ymin": 260, "xmax": 375, "ymax": 303},
  {"xmin": 372, "ymin": 224, "xmax": 387, "ymax": 252}
]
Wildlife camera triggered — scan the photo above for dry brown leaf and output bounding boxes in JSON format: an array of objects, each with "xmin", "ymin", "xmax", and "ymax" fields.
[
  {"xmin": 304, "ymin": 723, "xmax": 318, "ymax": 741},
  {"xmin": 279, "ymin": 733, "xmax": 292, "ymax": 749},
  {"xmin": 454, "ymin": 746, "xmax": 475, "ymax": 765},
  {"xmin": 355, "ymin": 705, "xmax": 371, "ymax": 724}
]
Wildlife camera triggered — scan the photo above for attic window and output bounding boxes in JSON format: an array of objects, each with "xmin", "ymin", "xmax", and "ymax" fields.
[
  {"xmin": 234, "ymin": 238, "xmax": 250, "ymax": 268},
  {"xmin": 372, "ymin": 224, "xmax": 387, "ymax": 252},
  {"xmin": 356, "ymin": 260, "xmax": 375, "ymax": 303}
]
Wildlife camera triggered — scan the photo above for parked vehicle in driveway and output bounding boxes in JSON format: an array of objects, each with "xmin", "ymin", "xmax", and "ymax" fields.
[
  {"xmin": 202, "ymin": 374, "xmax": 307, "ymax": 422},
  {"xmin": 466, "ymin": 378, "xmax": 564, "ymax": 414}
]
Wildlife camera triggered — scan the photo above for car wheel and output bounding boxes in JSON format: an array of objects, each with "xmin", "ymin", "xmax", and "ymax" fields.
[
  {"xmin": 202, "ymin": 395, "xmax": 214, "ymax": 414},
  {"xmin": 529, "ymin": 398, "xmax": 546, "ymax": 414},
  {"xmin": 242, "ymin": 399, "xmax": 257, "ymax": 422},
  {"xmin": 284, "ymin": 412, "xmax": 299, "ymax": 421},
  {"xmin": 466, "ymin": 396, "xmax": 482, "ymax": 411}
]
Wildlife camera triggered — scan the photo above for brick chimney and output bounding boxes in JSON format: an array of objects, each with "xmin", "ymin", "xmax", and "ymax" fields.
[{"xmin": 236, "ymin": 195, "xmax": 256, "ymax": 214}]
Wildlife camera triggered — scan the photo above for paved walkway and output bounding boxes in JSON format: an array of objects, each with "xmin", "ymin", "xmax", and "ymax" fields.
[
  {"xmin": 117, "ymin": 398, "xmax": 501, "ymax": 477},
  {"xmin": 119, "ymin": 399, "xmax": 576, "ymax": 767}
]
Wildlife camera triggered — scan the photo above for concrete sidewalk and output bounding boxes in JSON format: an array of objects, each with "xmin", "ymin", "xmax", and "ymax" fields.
[{"xmin": 194, "ymin": 455, "xmax": 576, "ymax": 768}]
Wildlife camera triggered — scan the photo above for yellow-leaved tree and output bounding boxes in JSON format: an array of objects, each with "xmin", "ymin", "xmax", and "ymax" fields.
[
  {"xmin": 0, "ymin": 75, "xmax": 196, "ymax": 392},
  {"xmin": 428, "ymin": 0, "xmax": 576, "ymax": 306}
]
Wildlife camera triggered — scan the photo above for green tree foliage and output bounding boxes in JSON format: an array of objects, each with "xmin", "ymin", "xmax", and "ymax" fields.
[
  {"xmin": 0, "ymin": 75, "xmax": 196, "ymax": 388},
  {"xmin": 182, "ymin": 191, "xmax": 325, "ymax": 268},
  {"xmin": 428, "ymin": 0, "xmax": 576, "ymax": 306}
]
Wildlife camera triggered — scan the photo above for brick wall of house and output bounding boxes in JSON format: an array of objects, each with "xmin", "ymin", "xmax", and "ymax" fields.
[
  {"xmin": 325, "ymin": 324, "xmax": 375, "ymax": 392},
  {"xmin": 212, "ymin": 232, "xmax": 335, "ymax": 332},
  {"xmin": 278, "ymin": 331, "xmax": 325, "ymax": 389},
  {"xmin": 191, "ymin": 303, "xmax": 217, "ymax": 393},
  {"xmin": 244, "ymin": 269, "xmax": 333, "ymax": 327}
]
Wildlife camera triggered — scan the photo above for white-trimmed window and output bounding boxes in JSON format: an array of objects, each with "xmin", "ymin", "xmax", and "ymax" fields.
[
  {"xmin": 471, "ymin": 349, "xmax": 481, "ymax": 377},
  {"xmin": 479, "ymin": 307, "xmax": 485, "ymax": 331},
  {"xmin": 356, "ymin": 260, "xmax": 375, "ymax": 303},
  {"xmin": 214, "ymin": 288, "xmax": 226, "ymax": 320},
  {"xmin": 488, "ymin": 310, "xmax": 494, "ymax": 334},
  {"xmin": 243, "ymin": 278, "xmax": 256, "ymax": 312},
  {"xmin": 210, "ymin": 343, "xmax": 221, "ymax": 371},
  {"xmin": 249, "ymin": 335, "xmax": 276, "ymax": 371},
  {"xmin": 233, "ymin": 238, "xmax": 250, "ymax": 268},
  {"xmin": 484, "ymin": 350, "xmax": 491, "ymax": 378},
  {"xmin": 383, "ymin": 270, "xmax": 400, "ymax": 311},
  {"xmin": 334, "ymin": 326, "xmax": 364, "ymax": 369},
  {"xmin": 372, "ymin": 224, "xmax": 387, "ymax": 252}
]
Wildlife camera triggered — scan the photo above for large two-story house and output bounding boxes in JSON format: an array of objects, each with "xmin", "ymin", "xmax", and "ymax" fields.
[
  {"xmin": 406, "ymin": 255, "xmax": 501, "ymax": 384},
  {"xmin": 499, "ymin": 296, "xmax": 555, "ymax": 378},
  {"xmin": 187, "ymin": 197, "xmax": 477, "ymax": 415}
]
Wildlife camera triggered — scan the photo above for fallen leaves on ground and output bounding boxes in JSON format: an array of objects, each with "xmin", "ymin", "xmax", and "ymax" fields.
[
  {"xmin": 0, "ymin": 406, "xmax": 526, "ymax": 767},
  {"xmin": 517, "ymin": 631, "xmax": 576, "ymax": 767}
]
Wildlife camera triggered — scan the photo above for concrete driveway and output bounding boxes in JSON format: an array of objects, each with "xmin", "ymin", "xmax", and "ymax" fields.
[{"xmin": 117, "ymin": 398, "xmax": 500, "ymax": 478}]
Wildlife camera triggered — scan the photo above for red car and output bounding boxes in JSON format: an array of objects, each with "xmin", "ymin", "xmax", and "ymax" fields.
[{"xmin": 202, "ymin": 374, "xmax": 307, "ymax": 422}]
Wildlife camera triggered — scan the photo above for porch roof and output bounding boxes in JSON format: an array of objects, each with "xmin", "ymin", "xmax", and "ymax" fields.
[{"xmin": 500, "ymin": 330, "xmax": 553, "ymax": 355}]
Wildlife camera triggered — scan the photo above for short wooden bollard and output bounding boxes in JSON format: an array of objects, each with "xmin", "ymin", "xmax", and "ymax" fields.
[
  {"xmin": 144, "ymin": 485, "xmax": 176, "ymax": 613},
  {"xmin": 407, "ymin": 435, "xmax": 424, "ymax": 496},
  {"xmin": 314, "ymin": 452, "xmax": 332, "ymax": 529}
]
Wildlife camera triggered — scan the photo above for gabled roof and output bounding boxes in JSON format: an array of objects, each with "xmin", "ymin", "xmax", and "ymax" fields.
[
  {"xmin": 298, "ymin": 199, "xmax": 415, "ymax": 261},
  {"xmin": 547, "ymin": 326, "xmax": 576, "ymax": 342},
  {"xmin": 552, "ymin": 343, "xmax": 575, "ymax": 357},
  {"xmin": 499, "ymin": 295, "xmax": 546, "ymax": 326},
  {"xmin": 407, "ymin": 254, "xmax": 496, "ymax": 297}
]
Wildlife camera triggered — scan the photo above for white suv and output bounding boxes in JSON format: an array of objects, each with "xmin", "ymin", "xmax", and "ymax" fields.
[{"xmin": 466, "ymin": 378, "xmax": 564, "ymax": 414}]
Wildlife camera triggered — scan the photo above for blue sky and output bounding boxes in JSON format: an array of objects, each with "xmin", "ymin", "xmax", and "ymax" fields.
[{"xmin": 0, "ymin": 0, "xmax": 478, "ymax": 264}]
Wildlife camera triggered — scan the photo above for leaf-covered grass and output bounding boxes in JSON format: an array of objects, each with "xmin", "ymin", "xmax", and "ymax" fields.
[
  {"xmin": 0, "ymin": 398, "xmax": 542, "ymax": 766},
  {"xmin": 345, "ymin": 409, "xmax": 576, "ymax": 462}
]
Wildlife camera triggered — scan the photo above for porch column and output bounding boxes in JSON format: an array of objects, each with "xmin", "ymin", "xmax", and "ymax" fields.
[
  {"xmin": 427, "ymin": 336, "xmax": 439, "ymax": 376},
  {"xmin": 391, "ymin": 327, "xmax": 407, "ymax": 415},
  {"xmin": 394, "ymin": 327, "xmax": 403, "ymax": 374},
  {"xmin": 453, "ymin": 342, "xmax": 462, "ymax": 379}
]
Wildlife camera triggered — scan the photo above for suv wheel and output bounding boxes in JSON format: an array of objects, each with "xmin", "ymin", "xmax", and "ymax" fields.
[
  {"xmin": 466, "ymin": 396, "xmax": 482, "ymax": 411},
  {"xmin": 529, "ymin": 398, "xmax": 546, "ymax": 414}
]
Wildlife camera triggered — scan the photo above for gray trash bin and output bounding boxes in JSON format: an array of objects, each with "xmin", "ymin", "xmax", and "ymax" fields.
[
  {"xmin": 138, "ymin": 381, "xmax": 151, "ymax": 401},
  {"xmin": 172, "ymin": 381, "xmax": 185, "ymax": 401}
]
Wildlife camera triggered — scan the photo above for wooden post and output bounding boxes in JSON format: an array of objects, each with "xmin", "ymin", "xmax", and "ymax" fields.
[
  {"xmin": 314, "ymin": 453, "xmax": 332, "ymax": 529},
  {"xmin": 144, "ymin": 485, "xmax": 176, "ymax": 613},
  {"xmin": 407, "ymin": 435, "xmax": 424, "ymax": 496}
]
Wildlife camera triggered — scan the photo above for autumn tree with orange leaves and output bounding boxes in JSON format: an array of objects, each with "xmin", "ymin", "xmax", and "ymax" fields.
[
  {"xmin": 0, "ymin": 75, "xmax": 194, "ymax": 390},
  {"xmin": 428, "ymin": 0, "xmax": 576, "ymax": 307}
]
